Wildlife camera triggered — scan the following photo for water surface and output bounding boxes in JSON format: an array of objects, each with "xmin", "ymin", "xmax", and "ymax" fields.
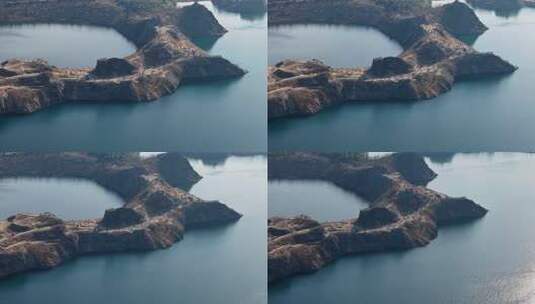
[
  {"xmin": 0, "ymin": 24, "xmax": 135, "ymax": 68},
  {"xmin": 0, "ymin": 155, "xmax": 267, "ymax": 304},
  {"xmin": 268, "ymin": 180, "xmax": 368, "ymax": 222},
  {"xmin": 0, "ymin": 177, "xmax": 123, "ymax": 220},
  {"xmin": 269, "ymin": 153, "xmax": 535, "ymax": 304},
  {"xmin": 269, "ymin": 8, "xmax": 535, "ymax": 151},
  {"xmin": 0, "ymin": 2, "xmax": 266, "ymax": 152},
  {"xmin": 269, "ymin": 24, "xmax": 401, "ymax": 68}
]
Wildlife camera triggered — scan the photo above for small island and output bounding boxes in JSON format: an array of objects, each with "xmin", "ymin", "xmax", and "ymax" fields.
[
  {"xmin": 0, "ymin": 152, "xmax": 242, "ymax": 278},
  {"xmin": 0, "ymin": 0, "xmax": 246, "ymax": 115},
  {"xmin": 268, "ymin": 0, "xmax": 517, "ymax": 119},
  {"xmin": 268, "ymin": 153, "xmax": 487, "ymax": 282}
]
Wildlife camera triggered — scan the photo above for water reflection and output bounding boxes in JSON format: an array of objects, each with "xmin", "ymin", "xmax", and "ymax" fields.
[
  {"xmin": 421, "ymin": 152, "xmax": 457, "ymax": 164},
  {"xmin": 212, "ymin": 0, "xmax": 267, "ymax": 21},
  {"xmin": 186, "ymin": 152, "xmax": 264, "ymax": 167},
  {"xmin": 467, "ymin": 0, "xmax": 524, "ymax": 18},
  {"xmin": 178, "ymin": 0, "xmax": 267, "ymax": 21}
]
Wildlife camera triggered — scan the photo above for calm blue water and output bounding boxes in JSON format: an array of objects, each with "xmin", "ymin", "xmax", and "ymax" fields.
[
  {"xmin": 269, "ymin": 153, "xmax": 535, "ymax": 304},
  {"xmin": 0, "ymin": 2, "xmax": 266, "ymax": 152},
  {"xmin": 0, "ymin": 24, "xmax": 135, "ymax": 68},
  {"xmin": 0, "ymin": 155, "xmax": 267, "ymax": 304},
  {"xmin": 269, "ymin": 24, "xmax": 402, "ymax": 68},
  {"xmin": 268, "ymin": 180, "xmax": 368, "ymax": 222},
  {"xmin": 0, "ymin": 177, "xmax": 123, "ymax": 220},
  {"xmin": 269, "ymin": 7, "xmax": 535, "ymax": 152}
]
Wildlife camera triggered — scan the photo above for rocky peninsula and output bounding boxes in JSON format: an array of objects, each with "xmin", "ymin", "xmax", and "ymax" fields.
[
  {"xmin": 268, "ymin": 153, "xmax": 487, "ymax": 282},
  {"xmin": 268, "ymin": 0, "xmax": 517, "ymax": 119},
  {"xmin": 0, "ymin": 0, "xmax": 246, "ymax": 115},
  {"xmin": 0, "ymin": 152, "xmax": 241, "ymax": 278}
]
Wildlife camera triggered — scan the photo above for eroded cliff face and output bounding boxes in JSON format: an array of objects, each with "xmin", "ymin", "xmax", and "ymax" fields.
[
  {"xmin": 267, "ymin": 153, "xmax": 487, "ymax": 282},
  {"xmin": 0, "ymin": 0, "xmax": 246, "ymax": 115},
  {"xmin": 268, "ymin": 0, "xmax": 516, "ymax": 119},
  {"xmin": 0, "ymin": 153, "xmax": 242, "ymax": 279}
]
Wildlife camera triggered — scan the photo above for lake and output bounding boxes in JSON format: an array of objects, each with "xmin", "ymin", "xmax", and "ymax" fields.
[
  {"xmin": 269, "ymin": 24, "xmax": 402, "ymax": 68},
  {"xmin": 0, "ymin": 24, "xmax": 135, "ymax": 68},
  {"xmin": 0, "ymin": 177, "xmax": 123, "ymax": 220},
  {"xmin": 268, "ymin": 180, "xmax": 368, "ymax": 222}
]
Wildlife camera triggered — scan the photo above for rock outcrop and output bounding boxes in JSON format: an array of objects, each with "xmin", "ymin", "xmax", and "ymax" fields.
[
  {"xmin": 433, "ymin": 0, "xmax": 488, "ymax": 36},
  {"xmin": 0, "ymin": 0, "xmax": 246, "ymax": 115},
  {"xmin": 268, "ymin": 0, "xmax": 516, "ymax": 119},
  {"xmin": 0, "ymin": 152, "xmax": 242, "ymax": 279},
  {"xmin": 268, "ymin": 153, "xmax": 487, "ymax": 282}
]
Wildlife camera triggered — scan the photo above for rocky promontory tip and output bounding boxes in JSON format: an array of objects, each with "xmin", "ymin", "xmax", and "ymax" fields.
[
  {"xmin": 0, "ymin": 153, "xmax": 242, "ymax": 279},
  {"xmin": 0, "ymin": 0, "xmax": 246, "ymax": 115},
  {"xmin": 268, "ymin": 153, "xmax": 487, "ymax": 283},
  {"xmin": 268, "ymin": 0, "xmax": 517, "ymax": 119}
]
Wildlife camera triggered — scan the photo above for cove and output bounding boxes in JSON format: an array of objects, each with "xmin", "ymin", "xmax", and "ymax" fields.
[
  {"xmin": 268, "ymin": 180, "xmax": 368, "ymax": 222},
  {"xmin": 269, "ymin": 153, "xmax": 535, "ymax": 304},
  {"xmin": 0, "ymin": 155, "xmax": 267, "ymax": 304},
  {"xmin": 269, "ymin": 24, "xmax": 402, "ymax": 68},
  {"xmin": 0, "ymin": 2, "xmax": 267, "ymax": 152},
  {"xmin": 0, "ymin": 24, "xmax": 135, "ymax": 68},
  {"xmin": 269, "ymin": 7, "xmax": 535, "ymax": 152},
  {"xmin": 0, "ymin": 177, "xmax": 123, "ymax": 220}
]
